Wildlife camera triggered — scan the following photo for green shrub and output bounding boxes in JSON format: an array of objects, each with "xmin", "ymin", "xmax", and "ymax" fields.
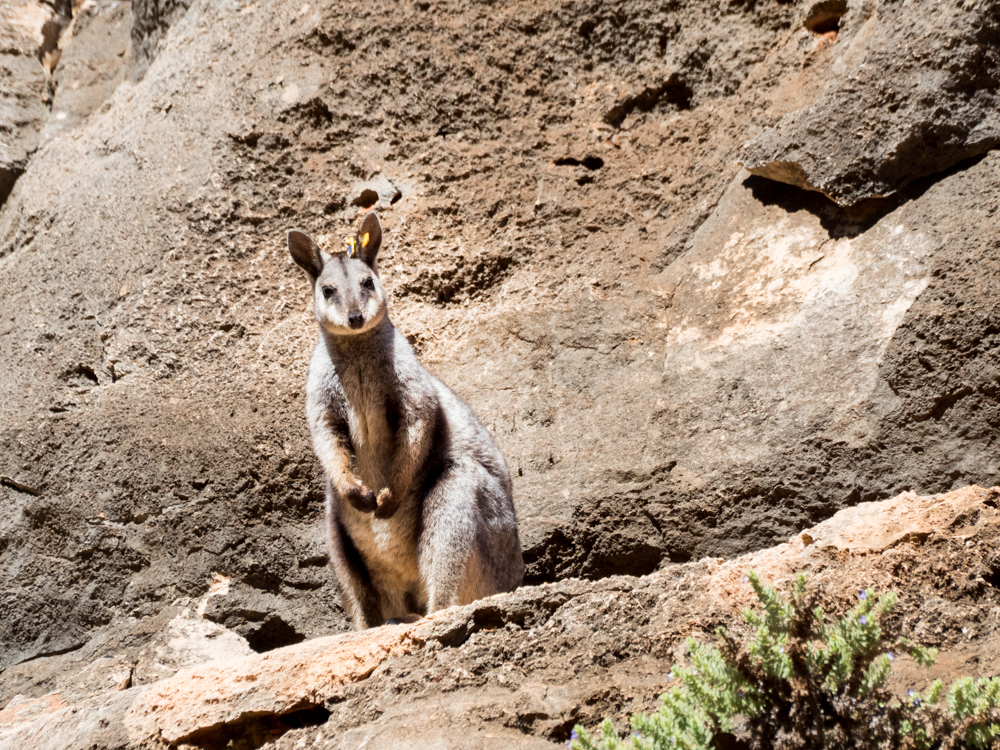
[{"xmin": 569, "ymin": 571, "xmax": 1000, "ymax": 750}]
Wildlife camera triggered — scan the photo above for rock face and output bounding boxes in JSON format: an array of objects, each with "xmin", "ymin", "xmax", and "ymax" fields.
[
  {"xmin": 41, "ymin": 0, "xmax": 133, "ymax": 143},
  {"xmin": 2, "ymin": 0, "xmax": 1000, "ymax": 712},
  {"xmin": 0, "ymin": 0, "xmax": 55, "ymax": 205},
  {"xmin": 2, "ymin": 486, "xmax": 999, "ymax": 749},
  {"xmin": 741, "ymin": 0, "xmax": 1000, "ymax": 205}
]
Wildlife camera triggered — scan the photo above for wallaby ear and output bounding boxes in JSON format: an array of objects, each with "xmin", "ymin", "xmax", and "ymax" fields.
[
  {"xmin": 287, "ymin": 230, "xmax": 324, "ymax": 280},
  {"xmin": 355, "ymin": 212, "xmax": 383, "ymax": 271}
]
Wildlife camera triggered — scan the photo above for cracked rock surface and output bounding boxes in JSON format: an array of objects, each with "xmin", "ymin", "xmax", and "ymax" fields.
[{"xmin": 2, "ymin": 486, "xmax": 999, "ymax": 749}]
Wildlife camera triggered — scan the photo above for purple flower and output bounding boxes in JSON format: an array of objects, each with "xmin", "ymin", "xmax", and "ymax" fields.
[
  {"xmin": 887, "ymin": 653, "xmax": 895, "ymax": 662},
  {"xmin": 859, "ymin": 615, "xmax": 868, "ymax": 625},
  {"xmin": 571, "ymin": 730, "xmax": 579, "ymax": 740},
  {"xmin": 859, "ymin": 591, "xmax": 868, "ymax": 601},
  {"xmin": 908, "ymin": 689, "xmax": 916, "ymax": 697}
]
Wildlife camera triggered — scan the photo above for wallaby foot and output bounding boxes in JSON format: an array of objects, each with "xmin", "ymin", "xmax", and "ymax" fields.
[{"xmin": 383, "ymin": 614, "xmax": 421, "ymax": 626}]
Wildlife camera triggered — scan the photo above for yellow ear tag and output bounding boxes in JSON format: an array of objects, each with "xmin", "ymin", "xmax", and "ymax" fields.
[
  {"xmin": 362, "ymin": 232, "xmax": 370, "ymax": 248},
  {"xmin": 344, "ymin": 236, "xmax": 356, "ymax": 257}
]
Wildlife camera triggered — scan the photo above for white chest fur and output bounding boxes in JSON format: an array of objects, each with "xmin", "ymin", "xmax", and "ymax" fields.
[{"xmin": 345, "ymin": 400, "xmax": 393, "ymax": 491}]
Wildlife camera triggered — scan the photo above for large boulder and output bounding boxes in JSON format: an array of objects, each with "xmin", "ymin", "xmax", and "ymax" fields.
[{"xmin": 741, "ymin": 0, "xmax": 1000, "ymax": 205}]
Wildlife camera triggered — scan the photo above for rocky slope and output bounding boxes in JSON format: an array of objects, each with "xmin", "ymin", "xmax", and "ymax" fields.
[
  {"xmin": 2, "ymin": 485, "xmax": 999, "ymax": 749},
  {"xmin": 1, "ymin": 0, "xmax": 1000, "ymax": 735}
]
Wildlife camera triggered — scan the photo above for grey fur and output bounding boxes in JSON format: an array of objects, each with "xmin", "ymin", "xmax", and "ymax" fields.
[{"xmin": 287, "ymin": 212, "xmax": 524, "ymax": 628}]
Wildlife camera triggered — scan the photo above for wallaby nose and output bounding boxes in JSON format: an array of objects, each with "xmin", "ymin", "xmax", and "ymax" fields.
[{"xmin": 348, "ymin": 311, "xmax": 364, "ymax": 329}]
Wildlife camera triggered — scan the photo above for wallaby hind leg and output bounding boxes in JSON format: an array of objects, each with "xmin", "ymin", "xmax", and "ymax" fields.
[
  {"xmin": 326, "ymin": 486, "xmax": 383, "ymax": 628},
  {"xmin": 418, "ymin": 464, "xmax": 519, "ymax": 612}
]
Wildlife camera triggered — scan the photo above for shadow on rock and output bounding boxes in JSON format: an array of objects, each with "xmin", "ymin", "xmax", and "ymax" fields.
[{"xmin": 743, "ymin": 152, "xmax": 990, "ymax": 239}]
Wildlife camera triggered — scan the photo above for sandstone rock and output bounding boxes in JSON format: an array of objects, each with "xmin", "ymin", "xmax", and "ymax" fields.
[
  {"xmin": 0, "ymin": 1, "xmax": 53, "ymax": 206},
  {"xmin": 131, "ymin": 608, "xmax": 253, "ymax": 686},
  {"xmin": 248, "ymin": 484, "xmax": 1000, "ymax": 748},
  {"xmin": 201, "ymin": 584, "xmax": 306, "ymax": 653},
  {"xmin": 128, "ymin": 0, "xmax": 189, "ymax": 80},
  {"xmin": 741, "ymin": 0, "xmax": 1000, "ymax": 205},
  {"xmin": 0, "ymin": 596, "xmax": 251, "ymax": 711},
  {"xmin": 123, "ymin": 627, "xmax": 415, "ymax": 745},
  {"xmin": 0, "ymin": 688, "xmax": 136, "ymax": 750},
  {"xmin": 40, "ymin": 0, "xmax": 132, "ymax": 144},
  {"xmin": 349, "ymin": 173, "xmax": 403, "ymax": 212},
  {"xmin": 0, "ymin": 0, "xmax": 806, "ymax": 666},
  {"xmin": 0, "ymin": 0, "xmax": 130, "ymax": 206},
  {"xmin": 1, "ymin": 485, "xmax": 998, "ymax": 749}
]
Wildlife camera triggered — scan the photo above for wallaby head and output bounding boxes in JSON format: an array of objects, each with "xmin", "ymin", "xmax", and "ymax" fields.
[{"xmin": 287, "ymin": 212, "xmax": 388, "ymax": 337}]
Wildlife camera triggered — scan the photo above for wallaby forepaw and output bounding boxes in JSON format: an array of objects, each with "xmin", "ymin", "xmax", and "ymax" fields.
[
  {"xmin": 373, "ymin": 487, "xmax": 396, "ymax": 519},
  {"xmin": 342, "ymin": 483, "xmax": 378, "ymax": 513}
]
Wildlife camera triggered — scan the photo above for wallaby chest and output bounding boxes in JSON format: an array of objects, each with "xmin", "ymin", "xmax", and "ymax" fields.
[
  {"xmin": 336, "ymin": 365, "xmax": 402, "ymax": 493},
  {"xmin": 336, "ymin": 373, "xmax": 422, "ymax": 597}
]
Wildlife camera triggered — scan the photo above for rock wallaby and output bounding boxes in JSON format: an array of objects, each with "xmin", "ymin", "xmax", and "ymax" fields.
[{"xmin": 287, "ymin": 212, "xmax": 524, "ymax": 628}]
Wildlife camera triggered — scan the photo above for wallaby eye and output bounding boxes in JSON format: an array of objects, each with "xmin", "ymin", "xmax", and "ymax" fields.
[
  {"xmin": 361, "ymin": 277, "xmax": 375, "ymax": 290},
  {"xmin": 322, "ymin": 286, "xmax": 336, "ymax": 301}
]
